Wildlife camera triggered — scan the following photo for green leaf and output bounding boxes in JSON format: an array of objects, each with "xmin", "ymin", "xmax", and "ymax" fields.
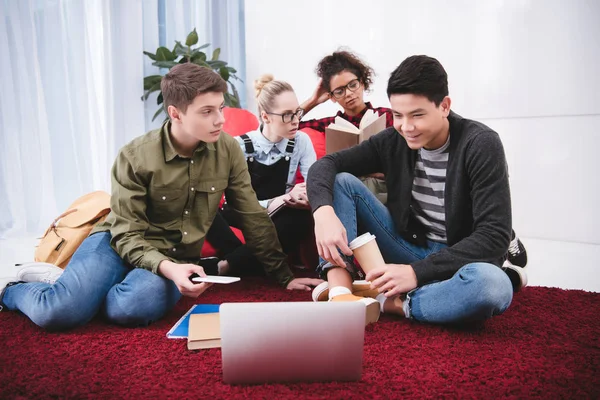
[
  {"xmin": 155, "ymin": 46, "xmax": 176, "ymax": 61},
  {"xmin": 195, "ymin": 43, "xmax": 210, "ymax": 50},
  {"xmin": 192, "ymin": 60, "xmax": 210, "ymax": 68},
  {"xmin": 223, "ymin": 92, "xmax": 233, "ymax": 107},
  {"xmin": 226, "ymin": 66, "xmax": 237, "ymax": 73},
  {"xmin": 212, "ymin": 48, "xmax": 221, "ymax": 61},
  {"xmin": 224, "ymin": 90, "xmax": 240, "ymax": 108},
  {"xmin": 219, "ymin": 67, "xmax": 230, "ymax": 82},
  {"xmin": 143, "ymin": 51, "xmax": 157, "ymax": 61},
  {"xmin": 152, "ymin": 106, "xmax": 165, "ymax": 122},
  {"xmin": 185, "ymin": 28, "xmax": 198, "ymax": 46},
  {"xmin": 157, "ymin": 92, "xmax": 163, "ymax": 105},
  {"xmin": 172, "ymin": 41, "xmax": 188, "ymax": 56},
  {"xmin": 207, "ymin": 60, "xmax": 227, "ymax": 69},
  {"xmin": 191, "ymin": 51, "xmax": 207, "ymax": 62},
  {"xmin": 152, "ymin": 61, "xmax": 178, "ymax": 69},
  {"xmin": 142, "ymin": 81, "xmax": 162, "ymax": 100},
  {"xmin": 231, "ymin": 84, "xmax": 241, "ymax": 108},
  {"xmin": 143, "ymin": 75, "xmax": 162, "ymax": 90}
]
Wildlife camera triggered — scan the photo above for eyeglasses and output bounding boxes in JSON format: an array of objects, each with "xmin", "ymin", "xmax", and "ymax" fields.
[
  {"xmin": 266, "ymin": 108, "xmax": 305, "ymax": 123},
  {"xmin": 330, "ymin": 79, "xmax": 361, "ymax": 99}
]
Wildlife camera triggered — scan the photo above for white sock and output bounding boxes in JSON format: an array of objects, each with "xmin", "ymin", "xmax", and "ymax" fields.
[
  {"xmin": 328, "ymin": 286, "xmax": 352, "ymax": 300},
  {"xmin": 376, "ymin": 293, "xmax": 387, "ymax": 313}
]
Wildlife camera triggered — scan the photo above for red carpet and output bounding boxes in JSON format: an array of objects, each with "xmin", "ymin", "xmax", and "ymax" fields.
[{"xmin": 1, "ymin": 278, "xmax": 598, "ymax": 399}]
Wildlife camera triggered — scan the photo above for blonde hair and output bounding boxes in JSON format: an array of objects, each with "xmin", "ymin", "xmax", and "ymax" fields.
[{"xmin": 254, "ymin": 74, "xmax": 294, "ymax": 121}]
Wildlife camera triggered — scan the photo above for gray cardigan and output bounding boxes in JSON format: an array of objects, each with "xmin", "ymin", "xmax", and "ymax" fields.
[{"xmin": 306, "ymin": 111, "xmax": 512, "ymax": 285}]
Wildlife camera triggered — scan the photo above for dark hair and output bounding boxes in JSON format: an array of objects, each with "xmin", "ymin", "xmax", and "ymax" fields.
[
  {"xmin": 161, "ymin": 63, "xmax": 228, "ymax": 113},
  {"xmin": 387, "ymin": 55, "xmax": 448, "ymax": 106},
  {"xmin": 316, "ymin": 49, "xmax": 374, "ymax": 92}
]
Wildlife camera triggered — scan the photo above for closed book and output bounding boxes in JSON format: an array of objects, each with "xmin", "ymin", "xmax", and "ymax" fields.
[
  {"xmin": 166, "ymin": 304, "xmax": 220, "ymax": 339},
  {"xmin": 187, "ymin": 313, "xmax": 221, "ymax": 350}
]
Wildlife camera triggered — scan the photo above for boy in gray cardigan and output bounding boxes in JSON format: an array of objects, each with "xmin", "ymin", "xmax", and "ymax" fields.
[{"xmin": 307, "ymin": 55, "xmax": 526, "ymax": 325}]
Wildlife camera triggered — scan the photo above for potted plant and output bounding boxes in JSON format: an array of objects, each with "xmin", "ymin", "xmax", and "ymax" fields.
[{"xmin": 142, "ymin": 28, "xmax": 242, "ymax": 121}]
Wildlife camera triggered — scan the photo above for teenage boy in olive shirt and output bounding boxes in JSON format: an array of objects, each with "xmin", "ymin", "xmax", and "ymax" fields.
[{"xmin": 0, "ymin": 64, "xmax": 320, "ymax": 330}]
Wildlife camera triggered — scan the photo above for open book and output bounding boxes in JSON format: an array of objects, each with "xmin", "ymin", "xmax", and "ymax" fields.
[{"xmin": 325, "ymin": 109, "xmax": 387, "ymax": 154}]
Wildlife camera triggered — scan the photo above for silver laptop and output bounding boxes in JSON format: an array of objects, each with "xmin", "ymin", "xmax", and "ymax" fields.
[{"xmin": 220, "ymin": 301, "xmax": 365, "ymax": 384}]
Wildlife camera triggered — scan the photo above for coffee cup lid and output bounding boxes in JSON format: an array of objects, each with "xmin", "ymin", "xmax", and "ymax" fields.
[{"xmin": 349, "ymin": 232, "xmax": 376, "ymax": 250}]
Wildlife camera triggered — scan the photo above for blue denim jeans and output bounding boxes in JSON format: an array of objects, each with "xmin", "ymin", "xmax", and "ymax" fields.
[
  {"xmin": 325, "ymin": 173, "xmax": 513, "ymax": 324},
  {"xmin": 2, "ymin": 232, "xmax": 182, "ymax": 331}
]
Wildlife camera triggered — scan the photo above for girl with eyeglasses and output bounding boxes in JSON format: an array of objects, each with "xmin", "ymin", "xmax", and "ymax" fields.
[
  {"xmin": 299, "ymin": 49, "xmax": 392, "ymax": 204},
  {"xmin": 299, "ymin": 49, "xmax": 394, "ymax": 135},
  {"xmin": 202, "ymin": 75, "xmax": 320, "ymax": 287}
]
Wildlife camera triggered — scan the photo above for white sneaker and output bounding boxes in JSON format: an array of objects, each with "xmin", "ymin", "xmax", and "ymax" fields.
[
  {"xmin": 502, "ymin": 260, "xmax": 528, "ymax": 292},
  {"xmin": 16, "ymin": 262, "xmax": 64, "ymax": 284},
  {"xmin": 312, "ymin": 280, "xmax": 379, "ymax": 302}
]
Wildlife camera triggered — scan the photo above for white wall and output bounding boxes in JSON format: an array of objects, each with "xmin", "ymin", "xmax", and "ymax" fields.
[{"xmin": 245, "ymin": 0, "xmax": 600, "ymax": 290}]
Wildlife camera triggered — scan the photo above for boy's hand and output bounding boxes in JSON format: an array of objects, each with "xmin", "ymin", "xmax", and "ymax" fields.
[
  {"xmin": 286, "ymin": 277, "xmax": 324, "ymax": 291},
  {"xmin": 313, "ymin": 206, "xmax": 353, "ymax": 267},
  {"xmin": 365, "ymin": 264, "xmax": 418, "ymax": 297},
  {"xmin": 158, "ymin": 260, "xmax": 213, "ymax": 298}
]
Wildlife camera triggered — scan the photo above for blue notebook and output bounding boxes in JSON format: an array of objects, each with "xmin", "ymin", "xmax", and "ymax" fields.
[{"xmin": 166, "ymin": 304, "xmax": 220, "ymax": 339}]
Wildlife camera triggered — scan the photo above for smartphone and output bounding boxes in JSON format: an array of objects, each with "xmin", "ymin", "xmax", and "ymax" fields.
[{"xmin": 191, "ymin": 275, "xmax": 241, "ymax": 284}]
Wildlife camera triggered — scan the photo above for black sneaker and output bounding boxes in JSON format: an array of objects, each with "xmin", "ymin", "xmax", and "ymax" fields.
[
  {"xmin": 503, "ymin": 260, "xmax": 528, "ymax": 292},
  {"xmin": 507, "ymin": 230, "xmax": 527, "ymax": 267}
]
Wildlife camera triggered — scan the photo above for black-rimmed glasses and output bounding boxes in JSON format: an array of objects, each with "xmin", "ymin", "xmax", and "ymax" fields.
[
  {"xmin": 330, "ymin": 79, "xmax": 361, "ymax": 99},
  {"xmin": 266, "ymin": 108, "xmax": 305, "ymax": 123}
]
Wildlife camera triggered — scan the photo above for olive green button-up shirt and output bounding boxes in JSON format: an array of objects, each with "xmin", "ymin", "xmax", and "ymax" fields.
[{"xmin": 92, "ymin": 121, "xmax": 294, "ymax": 286}]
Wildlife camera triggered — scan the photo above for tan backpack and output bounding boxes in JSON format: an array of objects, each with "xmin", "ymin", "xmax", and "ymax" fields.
[{"xmin": 35, "ymin": 191, "xmax": 111, "ymax": 268}]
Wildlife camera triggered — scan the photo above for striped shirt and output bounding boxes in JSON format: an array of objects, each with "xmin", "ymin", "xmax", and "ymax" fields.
[{"xmin": 411, "ymin": 137, "xmax": 451, "ymax": 243}]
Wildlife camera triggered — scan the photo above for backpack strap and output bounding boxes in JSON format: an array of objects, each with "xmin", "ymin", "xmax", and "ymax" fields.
[
  {"xmin": 239, "ymin": 134, "xmax": 255, "ymax": 156},
  {"xmin": 284, "ymin": 138, "xmax": 296, "ymax": 158}
]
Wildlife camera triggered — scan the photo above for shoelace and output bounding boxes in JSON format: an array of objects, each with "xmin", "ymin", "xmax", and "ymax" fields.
[
  {"xmin": 39, "ymin": 273, "xmax": 60, "ymax": 284},
  {"xmin": 508, "ymin": 238, "xmax": 521, "ymax": 256}
]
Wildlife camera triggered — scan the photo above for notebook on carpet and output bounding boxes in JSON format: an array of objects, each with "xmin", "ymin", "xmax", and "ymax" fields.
[
  {"xmin": 166, "ymin": 304, "xmax": 220, "ymax": 339},
  {"xmin": 187, "ymin": 313, "xmax": 221, "ymax": 350}
]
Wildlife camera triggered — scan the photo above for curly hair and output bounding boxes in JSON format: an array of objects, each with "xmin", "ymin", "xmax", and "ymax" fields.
[{"xmin": 316, "ymin": 49, "xmax": 375, "ymax": 92}]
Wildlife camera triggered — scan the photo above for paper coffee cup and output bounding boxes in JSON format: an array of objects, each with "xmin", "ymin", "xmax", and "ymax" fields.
[{"xmin": 349, "ymin": 233, "xmax": 385, "ymax": 274}]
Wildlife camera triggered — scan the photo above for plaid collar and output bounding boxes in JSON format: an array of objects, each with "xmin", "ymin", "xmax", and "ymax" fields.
[{"xmin": 335, "ymin": 102, "xmax": 375, "ymax": 124}]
